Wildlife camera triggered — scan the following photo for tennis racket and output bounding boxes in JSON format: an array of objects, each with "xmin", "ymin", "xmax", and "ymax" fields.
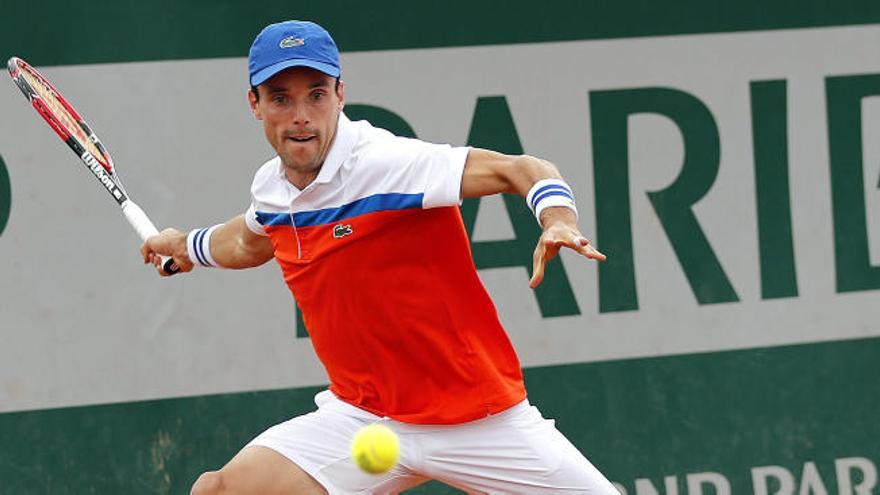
[{"xmin": 7, "ymin": 56, "xmax": 178, "ymax": 275}]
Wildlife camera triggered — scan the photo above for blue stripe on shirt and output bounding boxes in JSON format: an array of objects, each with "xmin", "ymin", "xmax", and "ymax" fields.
[
  {"xmin": 255, "ymin": 211, "xmax": 292, "ymax": 227},
  {"xmin": 255, "ymin": 192, "xmax": 425, "ymax": 228}
]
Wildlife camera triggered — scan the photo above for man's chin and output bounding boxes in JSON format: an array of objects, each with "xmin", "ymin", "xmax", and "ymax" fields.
[
  {"xmin": 280, "ymin": 155, "xmax": 320, "ymax": 173},
  {"xmin": 283, "ymin": 147, "xmax": 318, "ymax": 164}
]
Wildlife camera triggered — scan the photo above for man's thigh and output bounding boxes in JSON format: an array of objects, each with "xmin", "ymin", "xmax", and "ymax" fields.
[
  {"xmin": 415, "ymin": 401, "xmax": 618, "ymax": 494},
  {"xmin": 207, "ymin": 445, "xmax": 327, "ymax": 494}
]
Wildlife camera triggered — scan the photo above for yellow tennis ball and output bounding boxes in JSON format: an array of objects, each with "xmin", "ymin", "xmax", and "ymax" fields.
[{"xmin": 350, "ymin": 423, "xmax": 400, "ymax": 474}]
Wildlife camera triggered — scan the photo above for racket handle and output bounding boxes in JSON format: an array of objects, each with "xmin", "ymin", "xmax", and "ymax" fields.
[{"xmin": 121, "ymin": 200, "xmax": 180, "ymax": 275}]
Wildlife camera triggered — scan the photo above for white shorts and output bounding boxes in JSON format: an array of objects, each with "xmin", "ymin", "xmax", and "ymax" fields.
[{"xmin": 246, "ymin": 390, "xmax": 617, "ymax": 494}]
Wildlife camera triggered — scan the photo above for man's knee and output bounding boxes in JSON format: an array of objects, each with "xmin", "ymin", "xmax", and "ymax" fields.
[{"xmin": 191, "ymin": 470, "xmax": 224, "ymax": 495}]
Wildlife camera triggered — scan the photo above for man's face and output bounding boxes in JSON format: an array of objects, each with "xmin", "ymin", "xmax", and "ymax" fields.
[{"xmin": 248, "ymin": 67, "xmax": 344, "ymax": 181}]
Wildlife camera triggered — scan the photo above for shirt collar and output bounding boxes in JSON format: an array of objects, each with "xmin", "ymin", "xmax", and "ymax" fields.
[{"xmin": 275, "ymin": 112, "xmax": 356, "ymax": 186}]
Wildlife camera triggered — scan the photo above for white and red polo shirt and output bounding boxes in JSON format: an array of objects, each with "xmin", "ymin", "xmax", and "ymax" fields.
[{"xmin": 245, "ymin": 113, "xmax": 526, "ymax": 424}]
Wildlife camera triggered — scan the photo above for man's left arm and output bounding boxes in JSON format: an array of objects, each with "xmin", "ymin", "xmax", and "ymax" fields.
[{"xmin": 460, "ymin": 148, "xmax": 606, "ymax": 288}]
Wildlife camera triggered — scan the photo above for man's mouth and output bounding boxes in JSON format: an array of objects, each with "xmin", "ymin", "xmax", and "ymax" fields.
[{"xmin": 288, "ymin": 135, "xmax": 316, "ymax": 143}]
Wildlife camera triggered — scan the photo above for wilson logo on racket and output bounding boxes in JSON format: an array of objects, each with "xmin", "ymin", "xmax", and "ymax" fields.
[
  {"xmin": 333, "ymin": 224, "xmax": 353, "ymax": 239},
  {"xmin": 81, "ymin": 150, "xmax": 122, "ymax": 200}
]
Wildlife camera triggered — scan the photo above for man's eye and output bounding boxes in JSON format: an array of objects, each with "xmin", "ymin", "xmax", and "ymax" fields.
[
  {"xmin": 272, "ymin": 95, "xmax": 287, "ymax": 104},
  {"xmin": 312, "ymin": 92, "xmax": 324, "ymax": 101}
]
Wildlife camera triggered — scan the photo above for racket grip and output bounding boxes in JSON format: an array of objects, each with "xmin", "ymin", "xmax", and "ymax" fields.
[{"xmin": 121, "ymin": 200, "xmax": 180, "ymax": 275}]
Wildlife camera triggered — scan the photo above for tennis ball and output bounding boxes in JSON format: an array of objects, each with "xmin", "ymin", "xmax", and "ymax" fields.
[{"xmin": 350, "ymin": 423, "xmax": 400, "ymax": 474}]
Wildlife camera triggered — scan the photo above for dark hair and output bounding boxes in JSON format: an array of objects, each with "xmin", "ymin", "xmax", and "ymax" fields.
[{"xmin": 251, "ymin": 77, "xmax": 341, "ymax": 101}]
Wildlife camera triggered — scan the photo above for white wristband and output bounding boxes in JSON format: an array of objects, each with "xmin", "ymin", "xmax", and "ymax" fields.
[
  {"xmin": 525, "ymin": 179, "xmax": 578, "ymax": 225},
  {"xmin": 187, "ymin": 224, "xmax": 223, "ymax": 268}
]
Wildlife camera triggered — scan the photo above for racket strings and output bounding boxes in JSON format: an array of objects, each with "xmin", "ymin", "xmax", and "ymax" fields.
[{"xmin": 19, "ymin": 67, "xmax": 107, "ymax": 163}]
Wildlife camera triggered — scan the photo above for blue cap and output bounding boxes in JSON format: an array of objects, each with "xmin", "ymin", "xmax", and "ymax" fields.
[{"xmin": 248, "ymin": 20, "xmax": 341, "ymax": 87}]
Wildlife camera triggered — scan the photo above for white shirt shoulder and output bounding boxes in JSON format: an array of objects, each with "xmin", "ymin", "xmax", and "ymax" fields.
[{"xmin": 343, "ymin": 119, "xmax": 470, "ymax": 208}]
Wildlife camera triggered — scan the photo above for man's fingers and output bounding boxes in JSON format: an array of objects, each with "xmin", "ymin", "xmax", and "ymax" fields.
[
  {"xmin": 531, "ymin": 238, "xmax": 564, "ymax": 288},
  {"xmin": 532, "ymin": 233, "xmax": 606, "ymax": 288},
  {"xmin": 529, "ymin": 264, "xmax": 544, "ymax": 288},
  {"xmin": 141, "ymin": 242, "xmax": 152, "ymax": 263},
  {"xmin": 141, "ymin": 235, "xmax": 164, "ymax": 264},
  {"xmin": 172, "ymin": 256, "xmax": 194, "ymax": 274},
  {"xmin": 579, "ymin": 242, "xmax": 606, "ymax": 261},
  {"xmin": 571, "ymin": 235, "xmax": 606, "ymax": 261},
  {"xmin": 530, "ymin": 244, "xmax": 547, "ymax": 288},
  {"xmin": 586, "ymin": 245, "xmax": 606, "ymax": 261}
]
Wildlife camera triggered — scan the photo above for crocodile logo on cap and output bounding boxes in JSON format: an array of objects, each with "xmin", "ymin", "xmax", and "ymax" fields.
[{"xmin": 279, "ymin": 36, "xmax": 305, "ymax": 48}]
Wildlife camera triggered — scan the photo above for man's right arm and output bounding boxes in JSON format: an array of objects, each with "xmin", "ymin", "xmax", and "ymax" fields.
[{"xmin": 141, "ymin": 215, "xmax": 274, "ymax": 276}]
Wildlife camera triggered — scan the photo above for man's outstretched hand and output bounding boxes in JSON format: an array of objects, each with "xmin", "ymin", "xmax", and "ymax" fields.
[{"xmin": 529, "ymin": 208, "xmax": 606, "ymax": 289}]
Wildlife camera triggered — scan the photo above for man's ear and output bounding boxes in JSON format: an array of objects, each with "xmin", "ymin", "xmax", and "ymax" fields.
[
  {"xmin": 336, "ymin": 79, "xmax": 345, "ymax": 111},
  {"xmin": 247, "ymin": 88, "xmax": 263, "ymax": 120}
]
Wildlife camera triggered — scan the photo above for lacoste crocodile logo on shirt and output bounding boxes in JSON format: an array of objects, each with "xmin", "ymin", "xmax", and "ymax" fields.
[{"xmin": 333, "ymin": 224, "xmax": 353, "ymax": 239}]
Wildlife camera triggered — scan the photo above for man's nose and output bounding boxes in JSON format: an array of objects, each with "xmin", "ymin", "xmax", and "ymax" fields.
[{"xmin": 291, "ymin": 104, "xmax": 309, "ymax": 126}]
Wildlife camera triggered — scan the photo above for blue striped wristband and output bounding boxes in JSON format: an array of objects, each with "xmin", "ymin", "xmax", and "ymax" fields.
[
  {"xmin": 186, "ymin": 224, "xmax": 222, "ymax": 268},
  {"xmin": 525, "ymin": 179, "xmax": 578, "ymax": 225}
]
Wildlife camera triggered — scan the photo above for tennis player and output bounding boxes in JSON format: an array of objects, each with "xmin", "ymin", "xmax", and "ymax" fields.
[{"xmin": 142, "ymin": 20, "xmax": 616, "ymax": 495}]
